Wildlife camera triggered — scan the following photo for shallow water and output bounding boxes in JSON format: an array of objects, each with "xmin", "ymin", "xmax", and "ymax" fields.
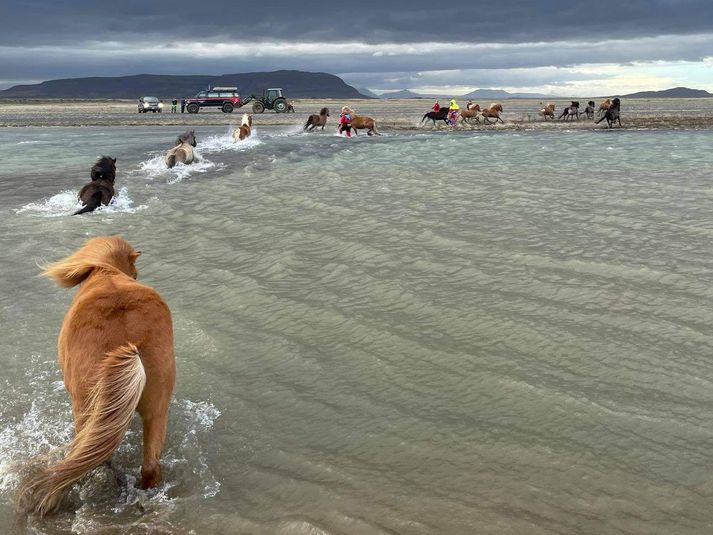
[{"xmin": 1, "ymin": 124, "xmax": 713, "ymax": 534}]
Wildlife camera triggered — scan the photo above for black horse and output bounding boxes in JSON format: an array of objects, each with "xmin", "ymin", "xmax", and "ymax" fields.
[
  {"xmin": 595, "ymin": 97, "xmax": 621, "ymax": 128},
  {"xmin": 420, "ymin": 107, "xmax": 450, "ymax": 126},
  {"xmin": 74, "ymin": 156, "xmax": 117, "ymax": 215}
]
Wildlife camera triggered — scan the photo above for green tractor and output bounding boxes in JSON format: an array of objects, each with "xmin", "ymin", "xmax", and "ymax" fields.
[{"xmin": 241, "ymin": 88, "xmax": 289, "ymax": 113}]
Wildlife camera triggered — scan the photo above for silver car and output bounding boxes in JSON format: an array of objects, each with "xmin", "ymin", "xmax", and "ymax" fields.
[{"xmin": 138, "ymin": 96, "xmax": 163, "ymax": 113}]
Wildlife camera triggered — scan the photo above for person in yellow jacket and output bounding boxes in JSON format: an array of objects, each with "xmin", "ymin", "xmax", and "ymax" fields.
[{"xmin": 448, "ymin": 99, "xmax": 460, "ymax": 126}]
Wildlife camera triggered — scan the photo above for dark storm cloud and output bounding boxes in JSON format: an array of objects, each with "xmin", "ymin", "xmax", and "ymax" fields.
[{"xmin": 1, "ymin": 0, "xmax": 712, "ymax": 46}]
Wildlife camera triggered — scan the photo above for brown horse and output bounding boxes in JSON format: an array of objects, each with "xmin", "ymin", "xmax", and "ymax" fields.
[
  {"xmin": 165, "ymin": 130, "xmax": 196, "ymax": 168},
  {"xmin": 458, "ymin": 104, "xmax": 482, "ymax": 125},
  {"xmin": 350, "ymin": 114, "xmax": 380, "ymax": 136},
  {"xmin": 74, "ymin": 156, "xmax": 117, "ymax": 215},
  {"xmin": 17, "ymin": 236, "xmax": 175, "ymax": 516},
  {"xmin": 304, "ymin": 107, "xmax": 330, "ymax": 131},
  {"xmin": 480, "ymin": 103, "xmax": 504, "ymax": 124},
  {"xmin": 540, "ymin": 103, "xmax": 556, "ymax": 120}
]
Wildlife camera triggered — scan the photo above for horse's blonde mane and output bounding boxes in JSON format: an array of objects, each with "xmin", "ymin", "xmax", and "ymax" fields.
[{"xmin": 42, "ymin": 236, "xmax": 138, "ymax": 287}]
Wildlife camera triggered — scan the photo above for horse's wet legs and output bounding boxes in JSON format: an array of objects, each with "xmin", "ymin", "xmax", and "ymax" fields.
[{"xmin": 140, "ymin": 411, "xmax": 168, "ymax": 489}]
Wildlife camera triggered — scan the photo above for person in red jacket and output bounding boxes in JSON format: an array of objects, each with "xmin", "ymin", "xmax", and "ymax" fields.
[
  {"xmin": 338, "ymin": 106, "xmax": 353, "ymax": 137},
  {"xmin": 432, "ymin": 101, "xmax": 440, "ymax": 113}
]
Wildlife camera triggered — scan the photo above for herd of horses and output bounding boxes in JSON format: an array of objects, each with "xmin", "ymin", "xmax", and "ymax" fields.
[
  {"xmin": 540, "ymin": 97, "xmax": 622, "ymax": 127},
  {"xmin": 16, "ymin": 95, "xmax": 625, "ymax": 516},
  {"xmin": 421, "ymin": 98, "xmax": 622, "ymax": 128},
  {"xmin": 304, "ymin": 107, "xmax": 380, "ymax": 136}
]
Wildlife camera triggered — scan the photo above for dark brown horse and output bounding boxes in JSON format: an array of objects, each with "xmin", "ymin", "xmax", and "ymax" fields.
[
  {"xmin": 304, "ymin": 107, "xmax": 330, "ymax": 131},
  {"xmin": 74, "ymin": 156, "xmax": 116, "ymax": 215}
]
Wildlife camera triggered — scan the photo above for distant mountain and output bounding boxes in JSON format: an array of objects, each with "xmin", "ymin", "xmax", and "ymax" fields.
[
  {"xmin": 463, "ymin": 88, "xmax": 553, "ymax": 100},
  {"xmin": 0, "ymin": 70, "xmax": 365, "ymax": 99},
  {"xmin": 375, "ymin": 87, "xmax": 555, "ymax": 100},
  {"xmin": 621, "ymin": 86, "xmax": 713, "ymax": 98},
  {"xmin": 379, "ymin": 89, "xmax": 427, "ymax": 99},
  {"xmin": 356, "ymin": 87, "xmax": 380, "ymax": 98}
]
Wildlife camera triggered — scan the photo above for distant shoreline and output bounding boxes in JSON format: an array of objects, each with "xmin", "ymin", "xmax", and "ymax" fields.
[{"xmin": 3, "ymin": 99, "xmax": 713, "ymax": 130}]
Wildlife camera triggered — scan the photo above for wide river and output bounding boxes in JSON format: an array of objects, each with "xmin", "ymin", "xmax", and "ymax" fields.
[{"xmin": 1, "ymin": 121, "xmax": 712, "ymax": 534}]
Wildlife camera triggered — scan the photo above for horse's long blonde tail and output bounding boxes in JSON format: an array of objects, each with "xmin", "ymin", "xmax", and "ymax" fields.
[{"xmin": 17, "ymin": 344, "xmax": 145, "ymax": 516}]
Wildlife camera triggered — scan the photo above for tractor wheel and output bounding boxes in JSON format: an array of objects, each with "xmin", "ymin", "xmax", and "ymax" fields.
[
  {"xmin": 273, "ymin": 98, "xmax": 288, "ymax": 113},
  {"xmin": 187, "ymin": 103, "xmax": 199, "ymax": 114},
  {"xmin": 252, "ymin": 101, "xmax": 265, "ymax": 114},
  {"xmin": 222, "ymin": 102, "xmax": 234, "ymax": 113}
]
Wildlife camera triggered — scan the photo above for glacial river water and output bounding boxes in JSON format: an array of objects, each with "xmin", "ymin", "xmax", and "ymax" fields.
[{"xmin": 1, "ymin": 122, "xmax": 712, "ymax": 534}]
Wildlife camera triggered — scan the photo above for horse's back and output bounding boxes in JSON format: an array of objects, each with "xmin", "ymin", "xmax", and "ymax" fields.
[{"xmin": 62, "ymin": 274, "xmax": 172, "ymax": 363}]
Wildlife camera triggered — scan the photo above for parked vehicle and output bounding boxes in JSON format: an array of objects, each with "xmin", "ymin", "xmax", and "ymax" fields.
[
  {"xmin": 185, "ymin": 87, "xmax": 242, "ymax": 114},
  {"xmin": 184, "ymin": 86, "xmax": 290, "ymax": 114},
  {"xmin": 138, "ymin": 96, "xmax": 163, "ymax": 113},
  {"xmin": 241, "ymin": 88, "xmax": 289, "ymax": 113}
]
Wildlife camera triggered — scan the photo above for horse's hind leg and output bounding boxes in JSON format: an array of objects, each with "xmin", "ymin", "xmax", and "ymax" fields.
[{"xmin": 139, "ymin": 406, "xmax": 169, "ymax": 489}]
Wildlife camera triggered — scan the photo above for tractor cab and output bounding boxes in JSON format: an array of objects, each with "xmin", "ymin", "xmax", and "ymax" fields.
[{"xmin": 266, "ymin": 88, "xmax": 283, "ymax": 100}]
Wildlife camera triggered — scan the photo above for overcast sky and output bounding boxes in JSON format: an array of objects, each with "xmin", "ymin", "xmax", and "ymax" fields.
[{"xmin": 2, "ymin": 0, "xmax": 712, "ymax": 95}]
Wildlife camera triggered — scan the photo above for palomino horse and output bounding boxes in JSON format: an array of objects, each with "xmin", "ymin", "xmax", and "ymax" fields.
[
  {"xmin": 421, "ymin": 108, "xmax": 449, "ymax": 126},
  {"xmin": 17, "ymin": 236, "xmax": 175, "ymax": 516},
  {"xmin": 304, "ymin": 107, "xmax": 330, "ymax": 131},
  {"xmin": 350, "ymin": 114, "xmax": 380, "ymax": 136},
  {"xmin": 458, "ymin": 104, "xmax": 482, "ymax": 125},
  {"xmin": 165, "ymin": 130, "xmax": 197, "ymax": 168},
  {"xmin": 540, "ymin": 103, "xmax": 556, "ymax": 120},
  {"xmin": 480, "ymin": 103, "xmax": 504, "ymax": 124},
  {"xmin": 232, "ymin": 114, "xmax": 253, "ymax": 141},
  {"xmin": 74, "ymin": 156, "xmax": 117, "ymax": 215}
]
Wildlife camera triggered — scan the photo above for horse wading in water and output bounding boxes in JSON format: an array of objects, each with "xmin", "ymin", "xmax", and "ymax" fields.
[
  {"xmin": 350, "ymin": 114, "xmax": 380, "ymax": 136},
  {"xmin": 232, "ymin": 114, "xmax": 253, "ymax": 141},
  {"xmin": 540, "ymin": 103, "xmax": 556, "ymax": 120},
  {"xmin": 165, "ymin": 130, "xmax": 196, "ymax": 168},
  {"xmin": 595, "ymin": 97, "xmax": 621, "ymax": 128},
  {"xmin": 458, "ymin": 104, "xmax": 482, "ymax": 125},
  {"xmin": 421, "ymin": 108, "xmax": 449, "ymax": 127},
  {"xmin": 17, "ymin": 236, "xmax": 175, "ymax": 516},
  {"xmin": 304, "ymin": 107, "xmax": 330, "ymax": 131},
  {"xmin": 74, "ymin": 156, "xmax": 117, "ymax": 215},
  {"xmin": 480, "ymin": 103, "xmax": 504, "ymax": 124}
]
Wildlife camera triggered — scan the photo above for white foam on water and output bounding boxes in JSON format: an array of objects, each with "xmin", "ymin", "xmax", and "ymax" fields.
[
  {"xmin": 15, "ymin": 186, "xmax": 145, "ymax": 217},
  {"xmin": 0, "ymin": 355, "xmax": 221, "ymax": 530},
  {"xmin": 198, "ymin": 128, "xmax": 263, "ymax": 154},
  {"xmin": 137, "ymin": 148, "xmax": 224, "ymax": 184}
]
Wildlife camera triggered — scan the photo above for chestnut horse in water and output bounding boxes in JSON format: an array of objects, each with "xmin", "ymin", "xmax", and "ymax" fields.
[
  {"xmin": 304, "ymin": 107, "xmax": 330, "ymax": 131},
  {"xmin": 458, "ymin": 104, "xmax": 482, "ymax": 125},
  {"xmin": 350, "ymin": 114, "xmax": 380, "ymax": 136},
  {"xmin": 17, "ymin": 236, "xmax": 175, "ymax": 516},
  {"xmin": 74, "ymin": 156, "xmax": 117, "ymax": 215},
  {"xmin": 480, "ymin": 103, "xmax": 504, "ymax": 124}
]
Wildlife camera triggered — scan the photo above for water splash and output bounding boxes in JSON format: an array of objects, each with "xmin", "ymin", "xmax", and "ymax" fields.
[
  {"xmin": 198, "ymin": 127, "xmax": 263, "ymax": 154},
  {"xmin": 15, "ymin": 186, "xmax": 144, "ymax": 217}
]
